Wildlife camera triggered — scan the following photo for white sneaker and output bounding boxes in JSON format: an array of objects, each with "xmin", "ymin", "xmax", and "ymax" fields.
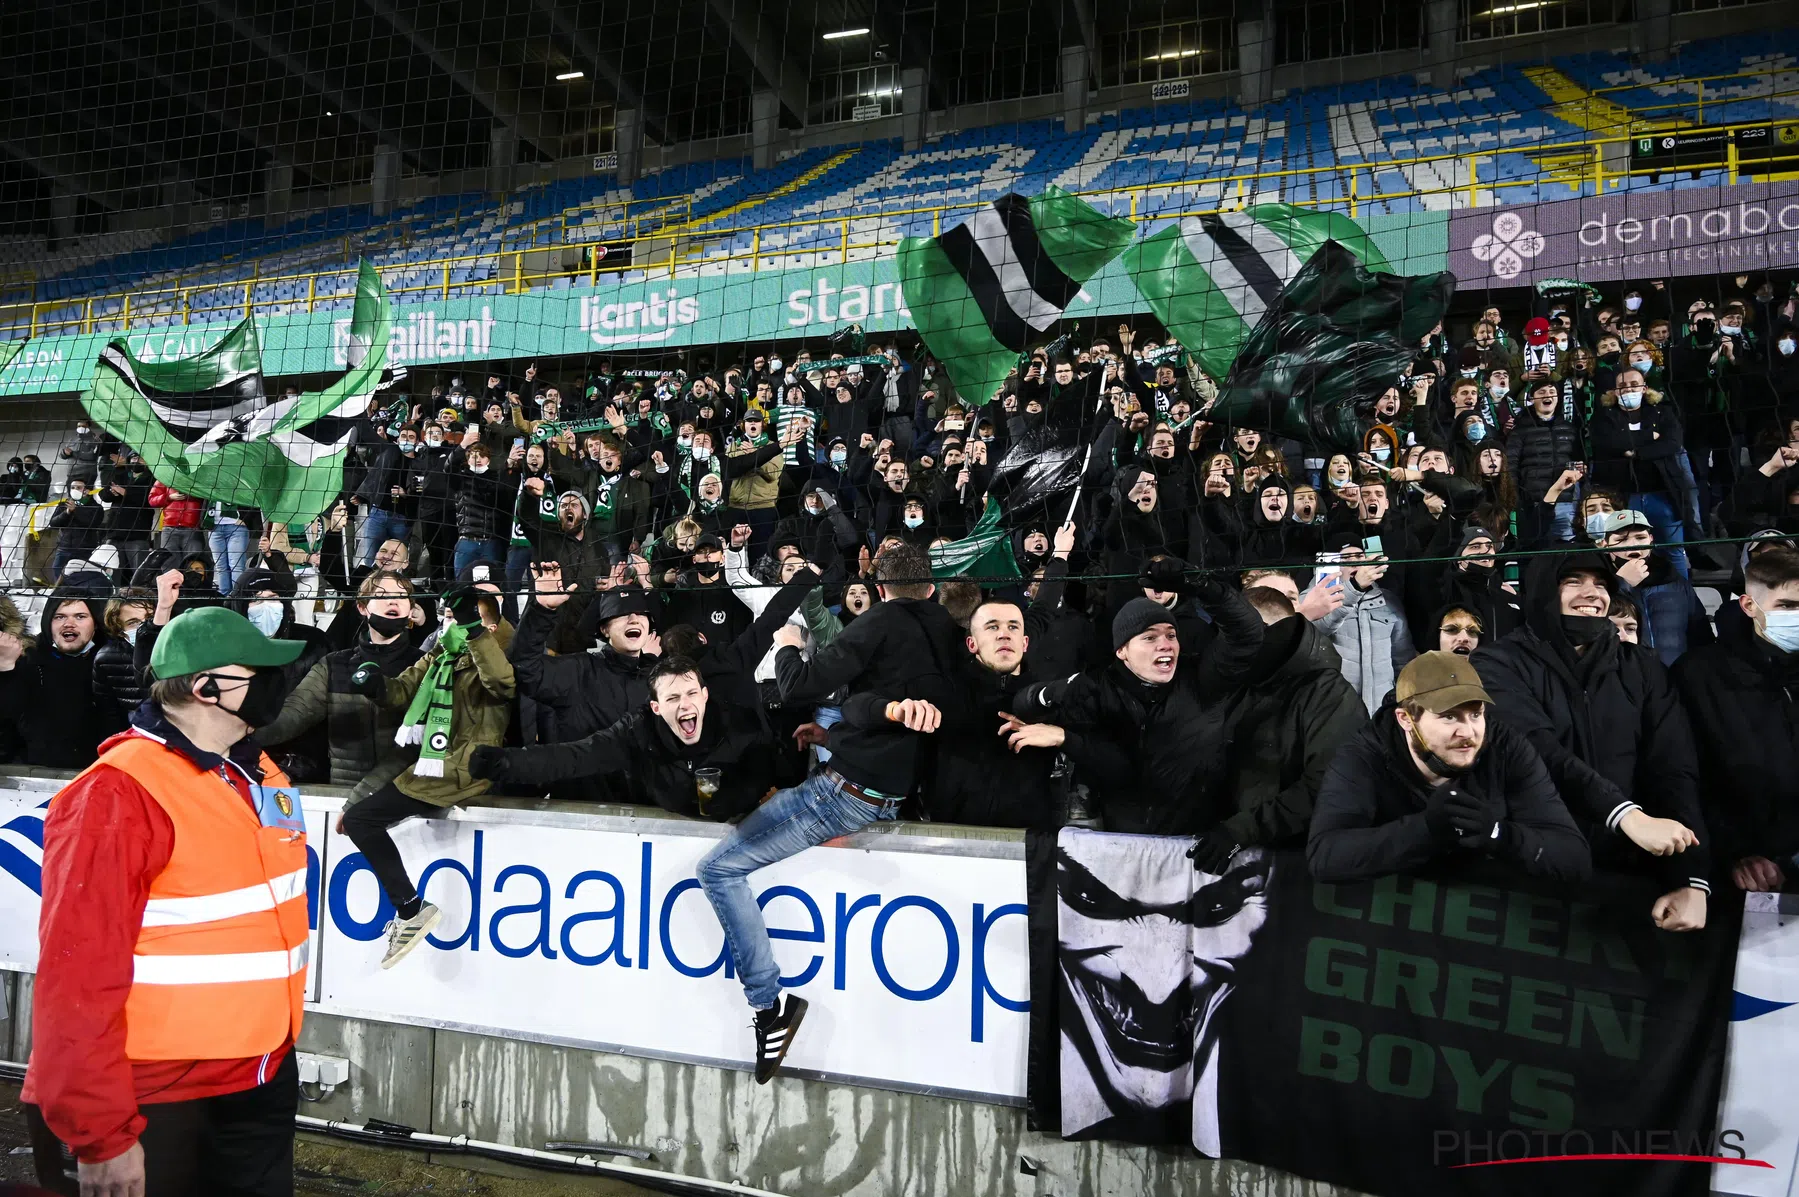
[{"xmin": 380, "ymin": 902, "xmax": 442, "ymax": 969}]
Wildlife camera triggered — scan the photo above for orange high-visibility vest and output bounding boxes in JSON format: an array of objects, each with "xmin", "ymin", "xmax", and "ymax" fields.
[{"xmin": 62, "ymin": 734, "xmax": 309, "ymax": 1061}]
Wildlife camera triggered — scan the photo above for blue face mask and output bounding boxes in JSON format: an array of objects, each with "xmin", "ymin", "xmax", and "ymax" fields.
[
  {"xmin": 1465, "ymin": 421, "xmax": 1488, "ymax": 444},
  {"xmin": 1585, "ymin": 512, "xmax": 1610, "ymax": 537},
  {"xmin": 1618, "ymin": 390, "xmax": 1644, "ymax": 410},
  {"xmin": 831, "ymin": 449, "xmax": 848, "ymax": 465},
  {"xmin": 1762, "ymin": 610, "xmax": 1799, "ymax": 653},
  {"xmin": 248, "ymin": 601, "xmax": 284, "ymax": 637},
  {"xmin": 1371, "ymin": 447, "xmax": 1392, "ymax": 463},
  {"xmin": 903, "ymin": 515, "xmax": 924, "ymax": 529}
]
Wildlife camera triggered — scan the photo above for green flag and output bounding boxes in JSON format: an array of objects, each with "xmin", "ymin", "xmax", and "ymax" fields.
[
  {"xmin": 930, "ymin": 497, "xmax": 1021, "ymax": 582},
  {"xmin": 899, "ymin": 187, "xmax": 1134, "ymax": 407},
  {"xmin": 81, "ymin": 260, "xmax": 394, "ymax": 527},
  {"xmin": 1123, "ymin": 205, "xmax": 1392, "ymax": 383},
  {"xmin": 1209, "ymin": 241, "xmax": 1456, "ymax": 453}
]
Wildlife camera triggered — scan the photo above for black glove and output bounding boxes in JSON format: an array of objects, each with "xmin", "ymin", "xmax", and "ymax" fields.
[
  {"xmin": 347, "ymin": 661, "xmax": 386, "ymax": 698},
  {"xmin": 467, "ymin": 745, "xmax": 509, "ymax": 781},
  {"xmin": 1139, "ymin": 555, "xmax": 1192, "ymax": 593},
  {"xmin": 1426, "ymin": 783, "xmax": 1501, "ymax": 848},
  {"xmin": 444, "ymin": 584, "xmax": 483, "ymax": 628},
  {"xmin": 1188, "ymin": 827, "xmax": 1243, "ymax": 874}
]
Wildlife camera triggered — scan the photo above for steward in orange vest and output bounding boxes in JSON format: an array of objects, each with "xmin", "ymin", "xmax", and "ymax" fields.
[{"xmin": 24, "ymin": 604, "xmax": 310, "ymax": 1197}]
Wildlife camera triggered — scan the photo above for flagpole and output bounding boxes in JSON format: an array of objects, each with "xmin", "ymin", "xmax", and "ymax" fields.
[{"xmin": 1063, "ymin": 442, "xmax": 1095, "ymax": 526}]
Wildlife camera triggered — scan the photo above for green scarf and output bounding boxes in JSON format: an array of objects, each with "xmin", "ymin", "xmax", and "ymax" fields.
[{"xmin": 396, "ymin": 622, "xmax": 470, "ymax": 778}]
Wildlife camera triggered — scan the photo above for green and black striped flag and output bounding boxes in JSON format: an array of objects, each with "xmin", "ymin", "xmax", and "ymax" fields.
[
  {"xmin": 898, "ymin": 186, "xmax": 1134, "ymax": 406},
  {"xmin": 80, "ymin": 259, "xmax": 395, "ymax": 527},
  {"xmin": 1123, "ymin": 204, "xmax": 1392, "ymax": 382}
]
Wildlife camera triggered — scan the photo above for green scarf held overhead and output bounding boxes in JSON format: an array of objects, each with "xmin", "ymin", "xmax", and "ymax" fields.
[{"xmin": 396, "ymin": 622, "xmax": 471, "ymax": 777}]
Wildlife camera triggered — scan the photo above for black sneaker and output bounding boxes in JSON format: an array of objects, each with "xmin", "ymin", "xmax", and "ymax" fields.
[{"xmin": 752, "ymin": 995, "xmax": 809, "ymax": 1084}]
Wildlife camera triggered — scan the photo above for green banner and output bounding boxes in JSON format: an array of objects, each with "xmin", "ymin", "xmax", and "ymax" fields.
[{"xmin": 0, "ymin": 211, "xmax": 1447, "ymax": 398}]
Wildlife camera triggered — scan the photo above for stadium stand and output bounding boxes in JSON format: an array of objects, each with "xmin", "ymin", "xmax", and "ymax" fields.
[{"xmin": 3, "ymin": 28, "xmax": 1796, "ymax": 335}]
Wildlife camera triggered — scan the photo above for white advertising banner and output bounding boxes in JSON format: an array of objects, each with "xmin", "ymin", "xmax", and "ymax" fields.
[
  {"xmin": 314, "ymin": 810, "xmax": 1031, "ymax": 1098},
  {"xmin": 1714, "ymin": 892, "xmax": 1799, "ymax": 1195}
]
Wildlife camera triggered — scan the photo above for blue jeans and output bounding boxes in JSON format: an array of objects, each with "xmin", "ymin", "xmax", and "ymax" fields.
[
  {"xmin": 697, "ymin": 771, "xmax": 895, "ymax": 1011},
  {"xmin": 358, "ymin": 508, "xmax": 409, "ymax": 567},
  {"xmin": 453, "ymin": 536, "xmax": 505, "ymax": 579},
  {"xmin": 210, "ymin": 522, "xmax": 253, "ymax": 595},
  {"xmin": 1629, "ymin": 491, "xmax": 1688, "ymax": 577}
]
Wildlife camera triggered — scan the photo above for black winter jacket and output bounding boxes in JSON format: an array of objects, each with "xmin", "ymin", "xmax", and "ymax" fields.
[
  {"xmin": 773, "ymin": 596, "xmax": 968, "ymax": 796},
  {"xmin": 509, "ymin": 598, "xmax": 657, "ymax": 800},
  {"xmin": 1504, "ymin": 407, "xmax": 1582, "ymax": 510},
  {"xmin": 1307, "ymin": 696, "xmax": 1591, "ymax": 883},
  {"xmin": 452, "ymin": 459, "xmax": 514, "ymax": 541},
  {"xmin": 1012, "ymin": 579, "xmax": 1264, "ymax": 835},
  {"xmin": 1472, "ymin": 553, "xmax": 1711, "ymax": 890},
  {"xmin": 1215, "ymin": 616, "xmax": 1368, "ymax": 848},
  {"xmin": 0, "ymin": 593, "xmax": 111, "ymax": 768},
  {"xmin": 1672, "ymin": 620, "xmax": 1799, "ymax": 869},
  {"xmin": 496, "ymin": 700, "xmax": 778, "ymax": 820},
  {"xmin": 845, "ymin": 662, "xmax": 1060, "ymax": 829}
]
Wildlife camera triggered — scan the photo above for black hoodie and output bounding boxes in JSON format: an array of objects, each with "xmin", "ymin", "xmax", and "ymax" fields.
[
  {"xmin": 0, "ymin": 590, "xmax": 110, "ymax": 767},
  {"xmin": 1472, "ymin": 553, "xmax": 1712, "ymax": 891},
  {"xmin": 1216, "ymin": 615, "xmax": 1367, "ymax": 847}
]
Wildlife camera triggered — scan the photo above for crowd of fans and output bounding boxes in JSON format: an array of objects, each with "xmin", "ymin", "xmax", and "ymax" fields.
[{"xmin": 4, "ymin": 274, "xmax": 1799, "ymax": 1000}]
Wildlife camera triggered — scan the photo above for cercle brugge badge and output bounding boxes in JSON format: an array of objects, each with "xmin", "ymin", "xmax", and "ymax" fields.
[{"xmin": 429, "ymin": 731, "xmax": 450, "ymax": 753}]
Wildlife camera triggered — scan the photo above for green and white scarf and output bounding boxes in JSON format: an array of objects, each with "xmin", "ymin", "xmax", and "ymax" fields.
[{"xmin": 396, "ymin": 622, "xmax": 470, "ymax": 777}]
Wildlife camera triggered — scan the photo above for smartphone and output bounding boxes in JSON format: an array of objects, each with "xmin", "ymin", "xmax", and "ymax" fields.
[
  {"xmin": 1362, "ymin": 535, "xmax": 1383, "ymax": 555},
  {"xmin": 512, "ymin": 438, "xmax": 525, "ymax": 451},
  {"xmin": 1314, "ymin": 551, "xmax": 1343, "ymax": 584}
]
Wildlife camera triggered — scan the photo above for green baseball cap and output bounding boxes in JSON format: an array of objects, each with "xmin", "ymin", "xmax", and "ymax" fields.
[{"xmin": 149, "ymin": 606, "xmax": 307, "ymax": 680}]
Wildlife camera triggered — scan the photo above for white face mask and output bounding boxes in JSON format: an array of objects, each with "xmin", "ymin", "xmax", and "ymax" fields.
[
  {"xmin": 1489, "ymin": 382, "xmax": 1509, "ymax": 399},
  {"xmin": 1624, "ymin": 295, "xmax": 1643, "ymax": 311},
  {"xmin": 426, "ymin": 434, "xmax": 444, "ymax": 447},
  {"xmin": 1763, "ymin": 609, "xmax": 1799, "ymax": 653},
  {"xmin": 468, "ymin": 464, "xmax": 489, "ymax": 475},
  {"xmin": 1780, "ymin": 338, "xmax": 1797, "ymax": 357},
  {"xmin": 248, "ymin": 601, "xmax": 284, "ymax": 636},
  {"xmin": 678, "ymin": 436, "xmax": 693, "ymax": 449},
  {"xmin": 124, "ymin": 624, "xmax": 141, "ymax": 646},
  {"xmin": 693, "ymin": 445, "xmax": 712, "ymax": 461}
]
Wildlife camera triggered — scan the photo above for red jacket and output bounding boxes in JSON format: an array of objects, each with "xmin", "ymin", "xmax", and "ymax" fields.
[
  {"xmin": 147, "ymin": 483, "xmax": 202, "ymax": 530},
  {"xmin": 21, "ymin": 726, "xmax": 290, "ymax": 1164}
]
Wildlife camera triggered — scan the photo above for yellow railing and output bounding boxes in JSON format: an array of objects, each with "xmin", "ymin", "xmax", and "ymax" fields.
[
  {"xmin": 1588, "ymin": 65, "xmax": 1799, "ymax": 124},
  {"xmin": 2, "ymin": 85, "xmax": 1792, "ymax": 343}
]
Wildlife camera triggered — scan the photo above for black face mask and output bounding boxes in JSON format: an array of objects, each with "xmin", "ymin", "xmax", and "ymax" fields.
[
  {"xmin": 219, "ymin": 670, "xmax": 290, "ymax": 728},
  {"xmin": 1461, "ymin": 561, "xmax": 1494, "ymax": 580},
  {"xmin": 1599, "ymin": 351, "xmax": 1621, "ymax": 367},
  {"xmin": 1407, "ymin": 723, "xmax": 1473, "ymax": 778},
  {"xmin": 1694, "ymin": 319, "xmax": 1717, "ymax": 340},
  {"xmin": 1560, "ymin": 614, "xmax": 1613, "ymax": 647},
  {"xmin": 367, "ymin": 612, "xmax": 412, "ymax": 637}
]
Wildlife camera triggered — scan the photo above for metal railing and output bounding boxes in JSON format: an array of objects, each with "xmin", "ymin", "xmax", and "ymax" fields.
[{"xmin": 1, "ymin": 71, "xmax": 1792, "ymax": 343}]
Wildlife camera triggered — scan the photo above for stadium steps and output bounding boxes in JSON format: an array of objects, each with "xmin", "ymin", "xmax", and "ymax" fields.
[
  {"xmin": 681, "ymin": 148, "xmax": 863, "ymax": 230},
  {"xmin": 1520, "ymin": 65, "xmax": 1687, "ymax": 187}
]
